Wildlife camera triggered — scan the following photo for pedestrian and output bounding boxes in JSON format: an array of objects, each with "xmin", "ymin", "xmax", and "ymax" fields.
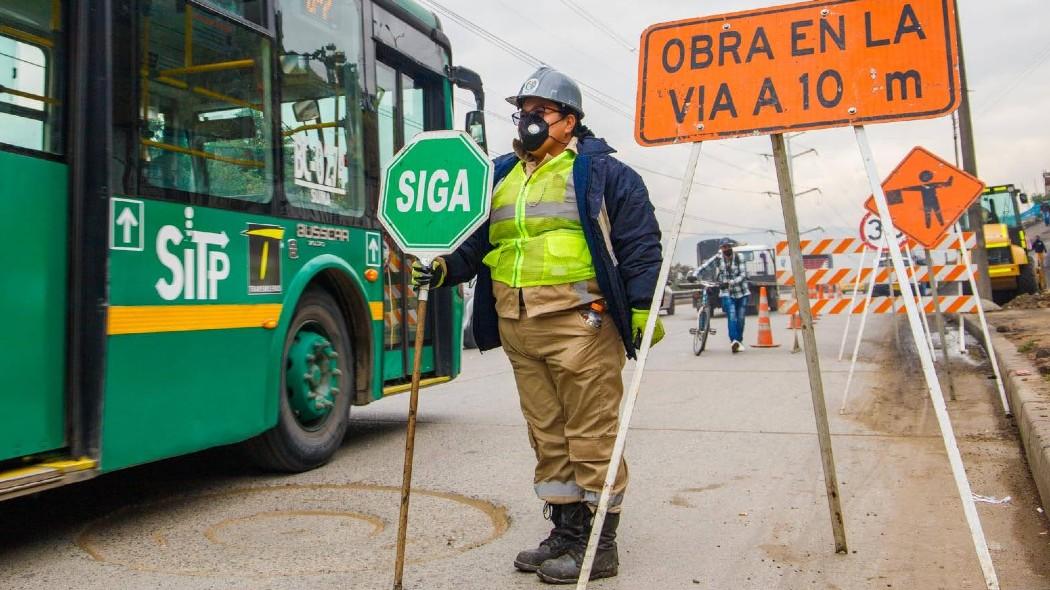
[
  {"xmin": 1041, "ymin": 201, "xmax": 1050, "ymax": 227},
  {"xmin": 693, "ymin": 239, "xmax": 750, "ymax": 352},
  {"xmin": 1033, "ymin": 236, "xmax": 1047, "ymax": 268},
  {"xmin": 412, "ymin": 66, "xmax": 664, "ymax": 584}
]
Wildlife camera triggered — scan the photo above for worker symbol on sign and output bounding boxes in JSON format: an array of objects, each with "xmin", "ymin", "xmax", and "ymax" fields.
[
  {"xmin": 865, "ymin": 147, "xmax": 984, "ymax": 248},
  {"xmin": 886, "ymin": 170, "xmax": 954, "ymax": 229}
]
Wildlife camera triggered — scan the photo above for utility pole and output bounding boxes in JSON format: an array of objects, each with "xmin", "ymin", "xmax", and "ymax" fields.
[{"xmin": 954, "ymin": 6, "xmax": 992, "ymax": 299}]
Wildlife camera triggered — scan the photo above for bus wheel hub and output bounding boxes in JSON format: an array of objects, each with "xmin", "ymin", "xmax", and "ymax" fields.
[{"xmin": 287, "ymin": 331, "xmax": 342, "ymax": 424}]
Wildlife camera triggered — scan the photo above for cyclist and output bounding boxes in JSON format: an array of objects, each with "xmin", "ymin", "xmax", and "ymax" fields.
[{"xmin": 692, "ymin": 239, "xmax": 750, "ymax": 352}]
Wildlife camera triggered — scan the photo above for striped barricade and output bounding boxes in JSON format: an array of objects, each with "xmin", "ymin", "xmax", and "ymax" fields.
[
  {"xmin": 777, "ymin": 265, "xmax": 977, "ymax": 288},
  {"xmin": 783, "ymin": 295, "xmax": 980, "ymax": 315},
  {"xmin": 775, "ymin": 232, "xmax": 976, "ymax": 256}
]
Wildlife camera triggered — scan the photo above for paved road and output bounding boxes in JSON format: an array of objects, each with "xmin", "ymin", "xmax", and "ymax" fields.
[{"xmin": 2, "ymin": 311, "xmax": 1049, "ymax": 589}]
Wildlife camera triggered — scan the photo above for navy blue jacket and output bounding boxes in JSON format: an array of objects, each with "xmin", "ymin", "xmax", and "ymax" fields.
[{"xmin": 443, "ymin": 135, "xmax": 662, "ymax": 359}]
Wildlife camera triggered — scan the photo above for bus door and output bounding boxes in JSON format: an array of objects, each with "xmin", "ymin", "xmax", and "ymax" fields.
[
  {"xmin": 0, "ymin": 0, "xmax": 69, "ymax": 461},
  {"xmin": 375, "ymin": 60, "xmax": 443, "ymax": 383}
]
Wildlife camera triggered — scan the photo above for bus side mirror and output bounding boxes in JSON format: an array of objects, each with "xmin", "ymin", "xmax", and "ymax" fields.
[
  {"xmin": 1020, "ymin": 193, "xmax": 1030, "ymax": 204},
  {"xmin": 465, "ymin": 110, "xmax": 487, "ymax": 153}
]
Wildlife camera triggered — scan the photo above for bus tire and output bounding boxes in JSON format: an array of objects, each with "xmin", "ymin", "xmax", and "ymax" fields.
[
  {"xmin": 1018, "ymin": 263, "xmax": 1038, "ymax": 295},
  {"xmin": 247, "ymin": 288, "xmax": 353, "ymax": 472}
]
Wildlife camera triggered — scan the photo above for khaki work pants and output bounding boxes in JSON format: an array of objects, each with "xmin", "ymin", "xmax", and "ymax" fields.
[{"xmin": 498, "ymin": 308, "xmax": 629, "ymax": 508}]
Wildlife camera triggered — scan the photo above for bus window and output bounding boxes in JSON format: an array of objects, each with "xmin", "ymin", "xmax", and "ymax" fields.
[
  {"xmin": 401, "ymin": 73, "xmax": 424, "ymax": 142},
  {"xmin": 278, "ymin": 0, "xmax": 365, "ymax": 217},
  {"xmin": 195, "ymin": 0, "xmax": 265, "ymax": 26},
  {"xmin": 138, "ymin": 0, "xmax": 274, "ymax": 202},
  {"xmin": 376, "ymin": 61, "xmax": 397, "ymax": 171},
  {"xmin": 0, "ymin": 0, "xmax": 63, "ymax": 154}
]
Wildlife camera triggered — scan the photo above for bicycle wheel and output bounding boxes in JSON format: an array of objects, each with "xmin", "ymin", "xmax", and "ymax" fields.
[{"xmin": 693, "ymin": 306, "xmax": 710, "ymax": 356}]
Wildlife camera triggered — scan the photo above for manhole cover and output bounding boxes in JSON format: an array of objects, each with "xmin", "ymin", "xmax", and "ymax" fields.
[{"xmin": 76, "ymin": 484, "xmax": 508, "ymax": 577}]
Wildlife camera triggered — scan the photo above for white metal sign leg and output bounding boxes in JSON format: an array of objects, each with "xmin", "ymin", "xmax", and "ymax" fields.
[
  {"xmin": 575, "ymin": 142, "xmax": 703, "ymax": 589},
  {"xmin": 955, "ymin": 224, "xmax": 1010, "ymax": 415},
  {"xmin": 855, "ymin": 125, "xmax": 999, "ymax": 590},
  {"xmin": 840, "ymin": 242, "xmax": 883, "ymax": 414},
  {"xmin": 904, "ymin": 243, "xmax": 937, "ymax": 358},
  {"xmin": 838, "ymin": 247, "xmax": 869, "ymax": 361}
]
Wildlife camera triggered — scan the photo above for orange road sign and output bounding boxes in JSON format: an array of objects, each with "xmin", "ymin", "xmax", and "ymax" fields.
[
  {"xmin": 863, "ymin": 146, "xmax": 984, "ymax": 248},
  {"xmin": 635, "ymin": 0, "xmax": 961, "ymax": 145}
]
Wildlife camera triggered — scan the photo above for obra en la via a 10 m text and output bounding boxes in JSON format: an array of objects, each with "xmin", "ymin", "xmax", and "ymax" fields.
[{"xmin": 656, "ymin": 4, "xmax": 933, "ymax": 123}]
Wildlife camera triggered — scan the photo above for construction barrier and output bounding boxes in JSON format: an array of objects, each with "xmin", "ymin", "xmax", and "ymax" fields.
[
  {"xmin": 784, "ymin": 295, "xmax": 980, "ymax": 315},
  {"xmin": 775, "ymin": 232, "xmax": 975, "ymax": 256},
  {"xmin": 777, "ymin": 264, "xmax": 977, "ymax": 288}
]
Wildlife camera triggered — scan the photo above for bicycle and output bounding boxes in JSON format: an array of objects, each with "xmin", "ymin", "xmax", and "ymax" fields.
[{"xmin": 689, "ymin": 280, "xmax": 719, "ymax": 356}]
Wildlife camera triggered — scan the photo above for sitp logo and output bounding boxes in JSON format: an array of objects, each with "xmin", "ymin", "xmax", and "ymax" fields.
[
  {"xmin": 243, "ymin": 224, "xmax": 285, "ymax": 294},
  {"xmin": 155, "ymin": 207, "xmax": 231, "ymax": 301}
]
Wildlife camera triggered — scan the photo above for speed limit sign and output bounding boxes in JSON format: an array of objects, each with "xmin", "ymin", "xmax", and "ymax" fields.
[{"xmin": 859, "ymin": 212, "xmax": 904, "ymax": 250}]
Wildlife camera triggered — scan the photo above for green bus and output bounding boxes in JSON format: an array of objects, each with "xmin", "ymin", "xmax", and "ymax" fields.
[{"xmin": 0, "ymin": 0, "xmax": 488, "ymax": 500}]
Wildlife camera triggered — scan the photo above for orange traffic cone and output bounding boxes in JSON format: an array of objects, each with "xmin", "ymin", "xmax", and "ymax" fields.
[
  {"xmin": 788, "ymin": 312, "xmax": 803, "ymax": 330},
  {"xmin": 753, "ymin": 287, "xmax": 780, "ymax": 348}
]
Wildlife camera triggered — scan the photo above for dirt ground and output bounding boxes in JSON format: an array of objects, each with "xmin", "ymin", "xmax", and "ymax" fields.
[
  {"xmin": 858, "ymin": 319, "xmax": 1050, "ymax": 589},
  {"xmin": 988, "ymin": 308, "xmax": 1050, "ymax": 384},
  {"xmin": 1004, "ymin": 292, "xmax": 1050, "ymax": 311}
]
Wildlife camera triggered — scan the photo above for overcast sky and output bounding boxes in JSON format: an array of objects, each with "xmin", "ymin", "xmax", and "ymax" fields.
[{"xmin": 434, "ymin": 0, "xmax": 1049, "ymax": 264}]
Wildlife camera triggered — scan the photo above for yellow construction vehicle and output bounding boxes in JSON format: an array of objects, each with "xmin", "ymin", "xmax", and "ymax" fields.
[{"xmin": 967, "ymin": 184, "xmax": 1038, "ymax": 303}]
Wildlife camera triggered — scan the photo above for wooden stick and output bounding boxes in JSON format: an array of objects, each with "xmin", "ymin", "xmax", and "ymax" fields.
[
  {"xmin": 771, "ymin": 133, "xmax": 848, "ymax": 554},
  {"xmin": 392, "ymin": 280, "xmax": 430, "ymax": 590}
]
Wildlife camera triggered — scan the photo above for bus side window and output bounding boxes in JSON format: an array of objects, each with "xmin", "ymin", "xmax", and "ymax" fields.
[
  {"xmin": 0, "ymin": 4, "xmax": 64, "ymax": 155},
  {"xmin": 137, "ymin": 0, "xmax": 275, "ymax": 203},
  {"xmin": 278, "ymin": 0, "xmax": 366, "ymax": 217},
  {"xmin": 375, "ymin": 62, "xmax": 397, "ymax": 172}
]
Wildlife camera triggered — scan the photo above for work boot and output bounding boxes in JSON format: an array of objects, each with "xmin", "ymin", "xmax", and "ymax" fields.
[
  {"xmin": 536, "ymin": 508, "xmax": 619, "ymax": 584},
  {"xmin": 513, "ymin": 503, "xmax": 581, "ymax": 572}
]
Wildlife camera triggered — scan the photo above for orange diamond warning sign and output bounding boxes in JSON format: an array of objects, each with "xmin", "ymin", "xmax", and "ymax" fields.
[{"xmin": 863, "ymin": 147, "xmax": 984, "ymax": 248}]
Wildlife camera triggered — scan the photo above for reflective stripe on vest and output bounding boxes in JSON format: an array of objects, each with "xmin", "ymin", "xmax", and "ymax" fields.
[{"xmin": 482, "ymin": 150, "xmax": 596, "ymax": 287}]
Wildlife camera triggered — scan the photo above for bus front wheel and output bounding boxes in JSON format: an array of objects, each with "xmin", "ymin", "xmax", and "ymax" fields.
[{"xmin": 247, "ymin": 288, "xmax": 353, "ymax": 472}]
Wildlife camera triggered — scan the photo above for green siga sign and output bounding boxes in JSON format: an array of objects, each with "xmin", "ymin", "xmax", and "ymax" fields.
[{"xmin": 379, "ymin": 130, "xmax": 493, "ymax": 260}]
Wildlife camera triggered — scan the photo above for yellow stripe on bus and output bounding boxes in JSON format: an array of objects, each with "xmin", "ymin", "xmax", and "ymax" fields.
[
  {"xmin": 383, "ymin": 376, "xmax": 452, "ymax": 397},
  {"xmin": 108, "ymin": 304, "xmax": 283, "ymax": 335},
  {"xmin": 369, "ymin": 301, "xmax": 384, "ymax": 320}
]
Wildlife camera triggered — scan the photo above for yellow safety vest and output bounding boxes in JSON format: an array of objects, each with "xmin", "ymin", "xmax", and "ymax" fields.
[{"xmin": 482, "ymin": 150, "xmax": 596, "ymax": 287}]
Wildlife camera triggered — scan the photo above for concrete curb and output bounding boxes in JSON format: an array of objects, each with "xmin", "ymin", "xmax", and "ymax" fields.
[{"xmin": 964, "ymin": 316, "xmax": 1050, "ymax": 510}]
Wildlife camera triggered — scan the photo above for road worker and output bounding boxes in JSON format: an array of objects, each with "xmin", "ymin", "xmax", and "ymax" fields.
[
  {"xmin": 413, "ymin": 66, "xmax": 664, "ymax": 584},
  {"xmin": 693, "ymin": 238, "xmax": 750, "ymax": 352},
  {"xmin": 1033, "ymin": 236, "xmax": 1046, "ymax": 269}
]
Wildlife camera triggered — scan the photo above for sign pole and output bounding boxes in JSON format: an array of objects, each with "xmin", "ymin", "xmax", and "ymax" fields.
[
  {"xmin": 771, "ymin": 133, "xmax": 848, "ymax": 554},
  {"xmin": 377, "ymin": 129, "xmax": 494, "ymax": 590},
  {"xmin": 927, "ymin": 246, "xmax": 958, "ymax": 401},
  {"xmin": 838, "ymin": 247, "xmax": 870, "ymax": 361},
  {"xmin": 392, "ymin": 276, "xmax": 431, "ymax": 590},
  {"xmin": 954, "ymin": 224, "xmax": 1011, "ymax": 415},
  {"xmin": 840, "ymin": 241, "xmax": 883, "ymax": 414},
  {"xmin": 904, "ymin": 243, "xmax": 937, "ymax": 359},
  {"xmin": 576, "ymin": 142, "xmax": 704, "ymax": 588},
  {"xmin": 855, "ymin": 125, "xmax": 999, "ymax": 589}
]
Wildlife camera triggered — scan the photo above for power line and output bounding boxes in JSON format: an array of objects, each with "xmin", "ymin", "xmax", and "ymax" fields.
[
  {"xmin": 459, "ymin": 97, "xmax": 781, "ymax": 197},
  {"xmin": 558, "ymin": 0, "xmax": 636, "ymax": 53},
  {"xmin": 430, "ymin": 0, "xmax": 784, "ymax": 176},
  {"xmin": 977, "ymin": 41, "xmax": 1050, "ymax": 116},
  {"xmin": 418, "ymin": 0, "xmax": 635, "ymax": 119}
]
